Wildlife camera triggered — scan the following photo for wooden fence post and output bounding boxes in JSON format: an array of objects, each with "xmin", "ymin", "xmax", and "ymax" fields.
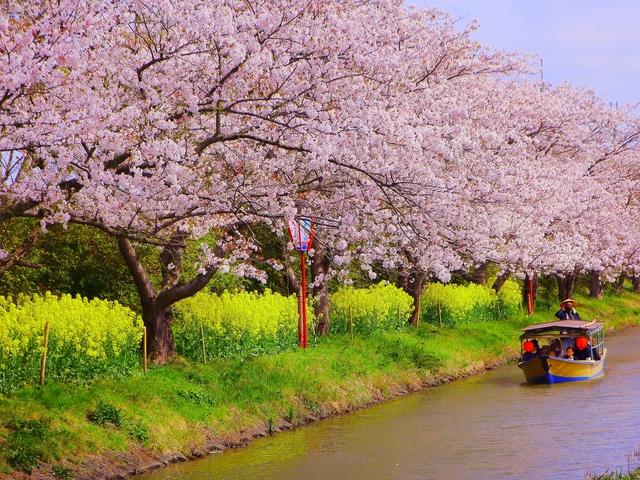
[
  {"xmin": 39, "ymin": 322, "xmax": 50, "ymax": 386},
  {"xmin": 349, "ymin": 305, "xmax": 354, "ymax": 340},
  {"xmin": 200, "ymin": 323, "xmax": 207, "ymax": 364},
  {"xmin": 143, "ymin": 326, "xmax": 147, "ymax": 373}
]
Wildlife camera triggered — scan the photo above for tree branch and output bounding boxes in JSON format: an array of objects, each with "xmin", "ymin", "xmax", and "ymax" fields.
[{"xmin": 196, "ymin": 133, "xmax": 310, "ymax": 156}]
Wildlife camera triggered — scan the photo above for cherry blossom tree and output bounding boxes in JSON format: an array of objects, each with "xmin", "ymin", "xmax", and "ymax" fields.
[
  {"xmin": 4, "ymin": 0, "xmax": 639, "ymax": 361},
  {"xmin": 434, "ymin": 78, "xmax": 640, "ymax": 291},
  {"xmin": 2, "ymin": 0, "xmax": 533, "ymax": 360}
]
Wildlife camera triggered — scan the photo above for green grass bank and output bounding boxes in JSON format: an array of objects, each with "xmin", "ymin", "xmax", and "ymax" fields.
[{"xmin": 2, "ymin": 290, "xmax": 640, "ymax": 479}]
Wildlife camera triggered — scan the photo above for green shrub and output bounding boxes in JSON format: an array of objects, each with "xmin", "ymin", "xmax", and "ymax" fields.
[
  {"xmin": 88, "ymin": 400, "xmax": 124, "ymax": 428},
  {"xmin": 328, "ymin": 283, "xmax": 413, "ymax": 335},
  {"xmin": 128, "ymin": 422, "xmax": 149, "ymax": 443}
]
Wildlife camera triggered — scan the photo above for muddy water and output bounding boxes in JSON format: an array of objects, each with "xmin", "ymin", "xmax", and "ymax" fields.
[{"xmin": 140, "ymin": 328, "xmax": 640, "ymax": 480}]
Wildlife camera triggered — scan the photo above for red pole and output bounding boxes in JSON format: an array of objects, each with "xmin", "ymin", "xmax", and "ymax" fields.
[
  {"xmin": 297, "ymin": 293, "xmax": 303, "ymax": 348},
  {"xmin": 301, "ymin": 251, "xmax": 308, "ymax": 348}
]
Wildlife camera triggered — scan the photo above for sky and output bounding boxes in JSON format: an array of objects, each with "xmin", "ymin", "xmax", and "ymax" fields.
[{"xmin": 410, "ymin": 0, "xmax": 640, "ymax": 107}]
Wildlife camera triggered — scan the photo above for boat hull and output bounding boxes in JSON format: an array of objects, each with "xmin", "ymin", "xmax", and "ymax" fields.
[{"xmin": 518, "ymin": 348, "xmax": 607, "ymax": 384}]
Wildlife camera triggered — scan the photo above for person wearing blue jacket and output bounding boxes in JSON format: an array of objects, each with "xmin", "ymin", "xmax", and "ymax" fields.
[{"xmin": 573, "ymin": 337, "xmax": 601, "ymax": 360}]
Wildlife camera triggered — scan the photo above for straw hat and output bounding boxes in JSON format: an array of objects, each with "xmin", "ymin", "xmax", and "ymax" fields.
[{"xmin": 560, "ymin": 298, "xmax": 578, "ymax": 308}]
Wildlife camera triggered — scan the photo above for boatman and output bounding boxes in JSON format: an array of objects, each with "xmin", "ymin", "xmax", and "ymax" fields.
[{"xmin": 554, "ymin": 299, "xmax": 582, "ymax": 320}]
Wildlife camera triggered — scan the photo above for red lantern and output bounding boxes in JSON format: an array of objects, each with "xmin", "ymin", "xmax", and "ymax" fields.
[{"xmin": 287, "ymin": 218, "xmax": 314, "ymax": 252}]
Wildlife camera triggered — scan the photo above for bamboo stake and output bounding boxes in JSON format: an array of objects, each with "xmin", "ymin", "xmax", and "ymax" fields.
[
  {"xmin": 349, "ymin": 305, "xmax": 354, "ymax": 340},
  {"xmin": 437, "ymin": 301, "xmax": 443, "ymax": 328},
  {"xmin": 200, "ymin": 323, "xmax": 207, "ymax": 364},
  {"xmin": 143, "ymin": 326, "xmax": 147, "ymax": 373},
  {"xmin": 39, "ymin": 322, "xmax": 49, "ymax": 386},
  {"xmin": 397, "ymin": 304, "xmax": 401, "ymax": 329}
]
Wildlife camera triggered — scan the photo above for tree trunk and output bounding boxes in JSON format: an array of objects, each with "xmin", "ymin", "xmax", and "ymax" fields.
[
  {"xmin": 311, "ymin": 247, "xmax": 330, "ymax": 336},
  {"xmin": 615, "ymin": 274, "xmax": 625, "ymax": 294},
  {"xmin": 279, "ymin": 239, "xmax": 302, "ymax": 296},
  {"xmin": 143, "ymin": 302, "xmax": 176, "ymax": 365},
  {"xmin": 397, "ymin": 267, "xmax": 426, "ymax": 327},
  {"xmin": 470, "ymin": 262, "xmax": 488, "ymax": 285},
  {"xmin": 589, "ymin": 270, "xmax": 604, "ymax": 299},
  {"xmin": 286, "ymin": 265, "xmax": 301, "ymax": 295},
  {"xmin": 492, "ymin": 270, "xmax": 511, "ymax": 293},
  {"xmin": 632, "ymin": 275, "xmax": 640, "ymax": 293},
  {"xmin": 118, "ymin": 236, "xmax": 218, "ymax": 364},
  {"xmin": 284, "ymin": 258, "xmax": 301, "ymax": 296},
  {"xmin": 556, "ymin": 273, "xmax": 575, "ymax": 301}
]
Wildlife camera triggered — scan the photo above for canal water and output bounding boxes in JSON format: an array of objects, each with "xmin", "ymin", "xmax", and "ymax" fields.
[{"xmin": 139, "ymin": 328, "xmax": 640, "ymax": 480}]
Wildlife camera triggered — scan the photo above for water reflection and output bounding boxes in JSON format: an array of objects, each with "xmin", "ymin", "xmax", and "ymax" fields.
[{"xmin": 140, "ymin": 328, "xmax": 640, "ymax": 480}]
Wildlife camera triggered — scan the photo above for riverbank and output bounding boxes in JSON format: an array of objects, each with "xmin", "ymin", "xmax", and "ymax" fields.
[{"xmin": 2, "ymin": 292, "xmax": 640, "ymax": 479}]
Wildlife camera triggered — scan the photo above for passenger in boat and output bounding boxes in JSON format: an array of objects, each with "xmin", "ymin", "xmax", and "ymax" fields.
[
  {"xmin": 573, "ymin": 337, "xmax": 593, "ymax": 360},
  {"xmin": 548, "ymin": 339, "xmax": 562, "ymax": 356},
  {"xmin": 522, "ymin": 340, "xmax": 538, "ymax": 361},
  {"xmin": 563, "ymin": 346, "xmax": 574, "ymax": 360},
  {"xmin": 555, "ymin": 299, "xmax": 582, "ymax": 320},
  {"xmin": 590, "ymin": 341, "xmax": 602, "ymax": 361}
]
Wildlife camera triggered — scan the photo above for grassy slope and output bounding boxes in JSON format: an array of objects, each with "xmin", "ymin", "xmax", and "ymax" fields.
[{"xmin": 1, "ymin": 288, "xmax": 640, "ymax": 478}]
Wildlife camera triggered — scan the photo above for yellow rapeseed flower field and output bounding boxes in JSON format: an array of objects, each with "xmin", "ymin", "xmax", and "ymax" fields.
[
  {"xmin": 0, "ymin": 293, "xmax": 143, "ymax": 392},
  {"xmin": 173, "ymin": 289, "xmax": 299, "ymax": 359}
]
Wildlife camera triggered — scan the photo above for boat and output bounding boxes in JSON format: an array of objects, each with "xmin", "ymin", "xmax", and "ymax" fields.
[{"xmin": 518, "ymin": 319, "xmax": 606, "ymax": 384}]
